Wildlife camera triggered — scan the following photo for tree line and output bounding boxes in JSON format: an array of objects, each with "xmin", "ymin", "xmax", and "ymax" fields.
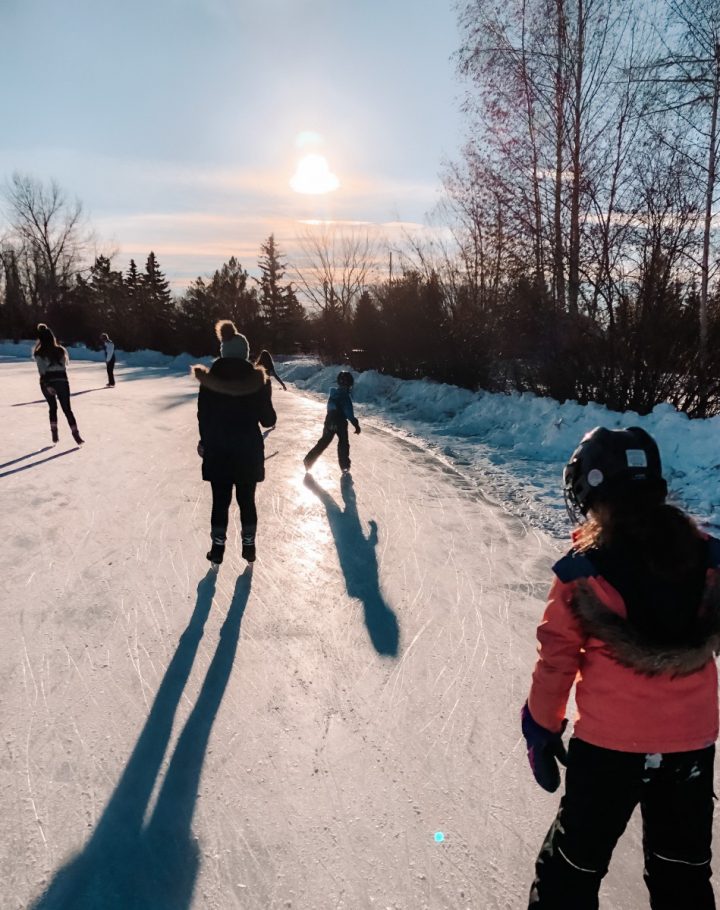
[{"xmin": 1, "ymin": 0, "xmax": 719, "ymax": 416}]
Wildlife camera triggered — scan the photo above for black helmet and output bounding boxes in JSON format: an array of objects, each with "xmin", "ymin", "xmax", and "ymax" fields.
[
  {"xmin": 337, "ymin": 370, "xmax": 354, "ymax": 388},
  {"xmin": 563, "ymin": 426, "xmax": 667, "ymax": 522}
]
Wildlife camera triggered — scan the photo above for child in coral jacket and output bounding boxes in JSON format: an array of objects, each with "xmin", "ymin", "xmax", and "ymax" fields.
[{"xmin": 522, "ymin": 426, "xmax": 720, "ymax": 910}]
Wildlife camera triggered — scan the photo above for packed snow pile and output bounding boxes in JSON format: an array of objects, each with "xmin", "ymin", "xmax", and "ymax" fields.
[
  {"xmin": 0, "ymin": 339, "xmax": 207, "ymax": 371},
  {"xmin": 281, "ymin": 358, "xmax": 720, "ymax": 536},
  {"xmin": 3, "ymin": 341, "xmax": 719, "ymax": 535}
]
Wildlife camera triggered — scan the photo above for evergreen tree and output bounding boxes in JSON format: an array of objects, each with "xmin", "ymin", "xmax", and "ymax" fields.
[
  {"xmin": 352, "ymin": 290, "xmax": 382, "ymax": 367},
  {"xmin": 140, "ymin": 252, "xmax": 176, "ymax": 353},
  {"xmin": 123, "ymin": 259, "xmax": 142, "ymax": 350},
  {"xmin": 207, "ymin": 256, "xmax": 261, "ymax": 349},
  {"xmin": 256, "ymin": 234, "xmax": 304, "ymax": 351},
  {"xmin": 177, "ymin": 276, "xmax": 215, "ymax": 356},
  {"xmin": 87, "ymin": 255, "xmax": 125, "ymax": 343}
]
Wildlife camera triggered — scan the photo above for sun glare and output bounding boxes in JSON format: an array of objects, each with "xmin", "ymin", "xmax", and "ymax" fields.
[{"xmin": 290, "ymin": 154, "xmax": 340, "ymax": 195}]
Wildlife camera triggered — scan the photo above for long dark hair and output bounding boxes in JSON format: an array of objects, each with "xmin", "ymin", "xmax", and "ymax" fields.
[
  {"xmin": 255, "ymin": 350, "xmax": 274, "ymax": 371},
  {"xmin": 575, "ymin": 487, "xmax": 704, "ymax": 580},
  {"xmin": 33, "ymin": 323, "xmax": 67, "ymax": 365}
]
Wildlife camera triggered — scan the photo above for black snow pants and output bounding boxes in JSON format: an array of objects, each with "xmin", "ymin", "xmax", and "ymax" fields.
[
  {"xmin": 529, "ymin": 737, "xmax": 716, "ymax": 910},
  {"xmin": 304, "ymin": 414, "xmax": 350, "ymax": 471},
  {"xmin": 106, "ymin": 355, "xmax": 116, "ymax": 386},
  {"xmin": 210, "ymin": 480, "xmax": 258, "ymax": 544},
  {"xmin": 41, "ymin": 376, "xmax": 79, "ymax": 432}
]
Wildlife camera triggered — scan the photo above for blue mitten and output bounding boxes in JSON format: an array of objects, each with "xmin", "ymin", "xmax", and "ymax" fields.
[{"xmin": 521, "ymin": 702, "xmax": 568, "ymax": 793}]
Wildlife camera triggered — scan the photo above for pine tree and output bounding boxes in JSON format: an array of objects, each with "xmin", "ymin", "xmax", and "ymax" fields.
[
  {"xmin": 207, "ymin": 256, "xmax": 261, "ymax": 349},
  {"xmin": 123, "ymin": 259, "xmax": 142, "ymax": 349},
  {"xmin": 87, "ymin": 255, "xmax": 125, "ymax": 343},
  {"xmin": 257, "ymin": 234, "xmax": 304, "ymax": 351},
  {"xmin": 140, "ymin": 252, "xmax": 176, "ymax": 353},
  {"xmin": 352, "ymin": 290, "xmax": 382, "ymax": 367}
]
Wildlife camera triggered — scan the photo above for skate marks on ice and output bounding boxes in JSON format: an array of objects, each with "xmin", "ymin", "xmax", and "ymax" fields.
[
  {"xmin": 30, "ymin": 568, "xmax": 252, "ymax": 910},
  {"xmin": 303, "ymin": 472, "xmax": 400, "ymax": 657},
  {"xmin": 0, "ymin": 446, "xmax": 80, "ymax": 479}
]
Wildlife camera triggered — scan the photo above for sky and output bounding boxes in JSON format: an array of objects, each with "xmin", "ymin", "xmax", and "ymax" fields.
[{"xmin": 0, "ymin": 0, "xmax": 465, "ymax": 288}]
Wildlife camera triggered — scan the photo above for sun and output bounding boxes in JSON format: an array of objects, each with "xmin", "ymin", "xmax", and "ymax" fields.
[{"xmin": 290, "ymin": 154, "xmax": 340, "ymax": 195}]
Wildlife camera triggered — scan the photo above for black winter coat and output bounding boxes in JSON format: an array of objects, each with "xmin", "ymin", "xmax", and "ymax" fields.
[{"xmin": 193, "ymin": 358, "xmax": 276, "ymax": 484}]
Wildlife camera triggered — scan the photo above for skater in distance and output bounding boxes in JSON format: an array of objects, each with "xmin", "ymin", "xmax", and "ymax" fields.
[
  {"xmin": 303, "ymin": 370, "xmax": 360, "ymax": 474},
  {"xmin": 100, "ymin": 332, "xmax": 115, "ymax": 386},
  {"xmin": 255, "ymin": 349, "xmax": 287, "ymax": 391},
  {"xmin": 522, "ymin": 426, "xmax": 720, "ymax": 909},
  {"xmin": 33, "ymin": 323, "xmax": 84, "ymax": 445},
  {"xmin": 193, "ymin": 320, "xmax": 276, "ymax": 566}
]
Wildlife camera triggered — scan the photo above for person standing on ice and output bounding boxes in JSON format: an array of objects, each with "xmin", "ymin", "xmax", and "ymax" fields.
[
  {"xmin": 33, "ymin": 323, "xmax": 84, "ymax": 445},
  {"xmin": 303, "ymin": 370, "xmax": 360, "ymax": 474},
  {"xmin": 255, "ymin": 349, "xmax": 287, "ymax": 391},
  {"xmin": 521, "ymin": 426, "xmax": 720, "ymax": 910},
  {"xmin": 193, "ymin": 320, "xmax": 276, "ymax": 565},
  {"xmin": 100, "ymin": 332, "xmax": 115, "ymax": 386}
]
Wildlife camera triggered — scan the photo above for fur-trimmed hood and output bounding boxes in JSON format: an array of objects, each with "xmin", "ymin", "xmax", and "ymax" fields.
[
  {"xmin": 571, "ymin": 577, "xmax": 720, "ymax": 677},
  {"xmin": 192, "ymin": 362, "xmax": 267, "ymax": 397}
]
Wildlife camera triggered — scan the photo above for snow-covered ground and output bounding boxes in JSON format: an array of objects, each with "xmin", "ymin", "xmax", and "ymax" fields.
[{"xmin": 0, "ymin": 355, "xmax": 681, "ymax": 909}]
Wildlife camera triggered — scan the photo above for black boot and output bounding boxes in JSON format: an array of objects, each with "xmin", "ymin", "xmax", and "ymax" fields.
[
  {"xmin": 206, "ymin": 541, "xmax": 225, "ymax": 565},
  {"xmin": 241, "ymin": 527, "xmax": 256, "ymax": 563}
]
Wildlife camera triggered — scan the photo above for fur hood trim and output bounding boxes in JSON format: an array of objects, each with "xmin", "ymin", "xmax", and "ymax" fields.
[
  {"xmin": 572, "ymin": 578, "xmax": 720, "ymax": 677},
  {"xmin": 191, "ymin": 363, "xmax": 266, "ymax": 397}
]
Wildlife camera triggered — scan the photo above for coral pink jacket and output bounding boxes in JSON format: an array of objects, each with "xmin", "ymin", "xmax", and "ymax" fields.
[{"xmin": 528, "ymin": 566, "xmax": 720, "ymax": 754}]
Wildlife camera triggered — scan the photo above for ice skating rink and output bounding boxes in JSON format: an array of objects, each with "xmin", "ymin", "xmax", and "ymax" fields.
[{"xmin": 0, "ymin": 358, "xmax": 707, "ymax": 909}]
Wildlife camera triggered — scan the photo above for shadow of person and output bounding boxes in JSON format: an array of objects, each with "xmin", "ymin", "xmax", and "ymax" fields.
[
  {"xmin": 30, "ymin": 568, "xmax": 252, "ymax": 910},
  {"xmin": 12, "ymin": 388, "xmax": 108, "ymax": 406},
  {"xmin": 0, "ymin": 446, "xmax": 54, "ymax": 470},
  {"xmin": 304, "ymin": 473, "xmax": 399, "ymax": 657}
]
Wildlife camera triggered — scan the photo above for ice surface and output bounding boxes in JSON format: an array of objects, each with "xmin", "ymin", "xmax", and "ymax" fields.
[{"xmin": 0, "ymin": 352, "xmax": 716, "ymax": 908}]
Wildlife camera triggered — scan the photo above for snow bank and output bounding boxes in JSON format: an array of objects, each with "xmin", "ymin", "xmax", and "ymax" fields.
[
  {"xmin": 281, "ymin": 358, "xmax": 720, "ymax": 535},
  {"xmin": 0, "ymin": 340, "xmax": 205, "ymax": 372}
]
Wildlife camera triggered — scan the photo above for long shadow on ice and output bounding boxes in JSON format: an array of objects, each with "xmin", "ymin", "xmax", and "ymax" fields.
[
  {"xmin": 0, "ymin": 446, "xmax": 54, "ymax": 469},
  {"xmin": 12, "ymin": 388, "xmax": 109, "ymax": 406},
  {"xmin": 0, "ymin": 447, "xmax": 79, "ymax": 478},
  {"xmin": 30, "ymin": 567, "xmax": 252, "ymax": 910},
  {"xmin": 304, "ymin": 473, "xmax": 400, "ymax": 657}
]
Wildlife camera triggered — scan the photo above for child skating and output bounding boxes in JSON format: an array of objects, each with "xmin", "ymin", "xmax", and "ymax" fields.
[
  {"xmin": 522, "ymin": 426, "xmax": 720, "ymax": 909},
  {"xmin": 303, "ymin": 370, "xmax": 360, "ymax": 474},
  {"xmin": 33, "ymin": 323, "xmax": 84, "ymax": 445}
]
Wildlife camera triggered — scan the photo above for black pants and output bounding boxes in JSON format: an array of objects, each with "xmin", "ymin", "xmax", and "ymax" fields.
[
  {"xmin": 529, "ymin": 738, "xmax": 716, "ymax": 909},
  {"xmin": 210, "ymin": 480, "xmax": 257, "ymax": 543},
  {"xmin": 305, "ymin": 415, "xmax": 350, "ymax": 470},
  {"xmin": 106, "ymin": 355, "xmax": 116, "ymax": 386},
  {"xmin": 41, "ymin": 379, "xmax": 78, "ymax": 431}
]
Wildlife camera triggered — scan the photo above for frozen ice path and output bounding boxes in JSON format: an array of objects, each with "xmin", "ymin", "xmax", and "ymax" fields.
[{"xmin": 0, "ymin": 360, "xmax": 694, "ymax": 909}]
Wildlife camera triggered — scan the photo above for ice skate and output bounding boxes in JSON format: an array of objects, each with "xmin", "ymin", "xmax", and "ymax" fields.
[
  {"xmin": 241, "ymin": 543, "xmax": 256, "ymax": 563},
  {"xmin": 206, "ymin": 541, "xmax": 225, "ymax": 566},
  {"xmin": 51, "ymin": 423, "xmax": 59, "ymax": 444},
  {"xmin": 72, "ymin": 428, "xmax": 84, "ymax": 445}
]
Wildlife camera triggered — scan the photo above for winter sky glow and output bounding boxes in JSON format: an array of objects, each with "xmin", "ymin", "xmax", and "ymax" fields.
[{"xmin": 0, "ymin": 0, "xmax": 463, "ymax": 287}]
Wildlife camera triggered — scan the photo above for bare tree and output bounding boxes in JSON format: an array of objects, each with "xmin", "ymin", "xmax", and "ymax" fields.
[
  {"xmin": 3, "ymin": 173, "xmax": 89, "ymax": 313},
  {"xmin": 292, "ymin": 226, "xmax": 377, "ymax": 320},
  {"xmin": 637, "ymin": 0, "xmax": 720, "ymax": 362}
]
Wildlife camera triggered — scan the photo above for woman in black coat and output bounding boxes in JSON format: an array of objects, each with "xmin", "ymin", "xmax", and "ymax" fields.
[{"xmin": 193, "ymin": 324, "xmax": 276, "ymax": 565}]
